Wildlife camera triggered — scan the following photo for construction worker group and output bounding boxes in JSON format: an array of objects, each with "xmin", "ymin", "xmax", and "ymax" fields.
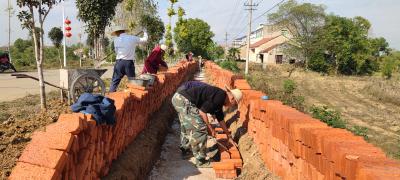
[{"xmin": 110, "ymin": 26, "xmax": 243, "ymax": 168}]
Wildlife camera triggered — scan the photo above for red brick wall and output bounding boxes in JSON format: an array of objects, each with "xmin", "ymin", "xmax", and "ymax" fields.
[
  {"xmin": 204, "ymin": 61, "xmax": 400, "ymax": 180},
  {"xmin": 9, "ymin": 61, "xmax": 198, "ymax": 180}
]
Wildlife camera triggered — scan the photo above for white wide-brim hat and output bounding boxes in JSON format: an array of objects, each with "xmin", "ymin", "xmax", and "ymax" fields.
[
  {"xmin": 111, "ymin": 26, "xmax": 127, "ymax": 36},
  {"xmin": 225, "ymin": 85, "xmax": 243, "ymax": 103},
  {"xmin": 160, "ymin": 44, "xmax": 167, "ymax": 51}
]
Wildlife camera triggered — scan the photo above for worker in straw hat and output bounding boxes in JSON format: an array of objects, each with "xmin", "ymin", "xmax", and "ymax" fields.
[
  {"xmin": 171, "ymin": 84, "xmax": 242, "ymax": 168},
  {"xmin": 109, "ymin": 26, "xmax": 148, "ymax": 92}
]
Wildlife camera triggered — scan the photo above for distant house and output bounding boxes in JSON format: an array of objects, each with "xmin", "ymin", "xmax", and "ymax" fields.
[{"xmin": 233, "ymin": 24, "xmax": 296, "ymax": 64}]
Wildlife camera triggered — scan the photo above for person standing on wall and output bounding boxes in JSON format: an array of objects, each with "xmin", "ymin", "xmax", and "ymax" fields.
[
  {"xmin": 109, "ymin": 26, "xmax": 148, "ymax": 92},
  {"xmin": 141, "ymin": 44, "xmax": 168, "ymax": 74},
  {"xmin": 171, "ymin": 84, "xmax": 242, "ymax": 168}
]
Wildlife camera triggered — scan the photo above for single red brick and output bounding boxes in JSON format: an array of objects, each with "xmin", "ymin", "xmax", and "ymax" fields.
[
  {"xmin": 230, "ymin": 150, "xmax": 241, "ymax": 159},
  {"xmin": 9, "ymin": 162, "xmax": 59, "ymax": 180},
  {"xmin": 18, "ymin": 140, "xmax": 67, "ymax": 171},
  {"xmin": 221, "ymin": 151, "xmax": 231, "ymax": 159},
  {"xmin": 30, "ymin": 130, "xmax": 73, "ymax": 151},
  {"xmin": 46, "ymin": 116, "xmax": 82, "ymax": 135},
  {"xmin": 212, "ymin": 162, "xmax": 235, "ymax": 170},
  {"xmin": 221, "ymin": 159, "xmax": 243, "ymax": 169}
]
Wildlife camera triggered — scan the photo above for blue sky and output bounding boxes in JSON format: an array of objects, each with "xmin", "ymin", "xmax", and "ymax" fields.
[{"xmin": 1, "ymin": 0, "xmax": 399, "ymax": 49}]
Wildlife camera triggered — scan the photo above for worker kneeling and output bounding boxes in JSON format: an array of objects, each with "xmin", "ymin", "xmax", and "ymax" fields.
[{"xmin": 171, "ymin": 84, "xmax": 242, "ymax": 168}]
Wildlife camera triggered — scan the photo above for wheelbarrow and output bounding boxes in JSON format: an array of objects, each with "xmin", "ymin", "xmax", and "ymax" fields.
[{"xmin": 12, "ymin": 68, "xmax": 107, "ymax": 103}]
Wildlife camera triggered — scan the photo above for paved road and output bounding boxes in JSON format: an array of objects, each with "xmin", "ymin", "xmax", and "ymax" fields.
[{"xmin": 0, "ymin": 65, "xmax": 144, "ymax": 102}]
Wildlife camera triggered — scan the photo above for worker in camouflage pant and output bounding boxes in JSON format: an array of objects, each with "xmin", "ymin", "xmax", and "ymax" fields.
[
  {"xmin": 172, "ymin": 84, "xmax": 242, "ymax": 168},
  {"xmin": 174, "ymin": 81, "xmax": 209, "ymax": 155},
  {"xmin": 172, "ymin": 93, "xmax": 208, "ymax": 161}
]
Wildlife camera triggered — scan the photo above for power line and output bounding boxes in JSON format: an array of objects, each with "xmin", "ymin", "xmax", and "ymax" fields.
[
  {"xmin": 231, "ymin": 14, "xmax": 249, "ymax": 41},
  {"xmin": 256, "ymin": 0, "xmax": 266, "ymax": 5},
  {"xmin": 231, "ymin": 0, "xmax": 286, "ymax": 41},
  {"xmin": 225, "ymin": 0, "xmax": 242, "ymax": 32},
  {"xmin": 253, "ymin": 0, "xmax": 285, "ymax": 21}
]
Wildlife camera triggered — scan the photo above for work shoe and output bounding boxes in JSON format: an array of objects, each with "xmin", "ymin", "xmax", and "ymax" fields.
[
  {"xmin": 180, "ymin": 147, "xmax": 192, "ymax": 159},
  {"xmin": 196, "ymin": 159, "xmax": 212, "ymax": 168}
]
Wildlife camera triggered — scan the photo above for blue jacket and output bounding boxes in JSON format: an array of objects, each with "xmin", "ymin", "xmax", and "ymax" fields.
[{"xmin": 71, "ymin": 93, "xmax": 116, "ymax": 125}]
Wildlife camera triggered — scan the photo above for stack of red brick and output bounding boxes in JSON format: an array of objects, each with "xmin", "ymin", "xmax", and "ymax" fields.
[
  {"xmin": 9, "ymin": 60, "xmax": 198, "ymax": 180},
  {"xmin": 204, "ymin": 61, "xmax": 400, "ymax": 180},
  {"xmin": 212, "ymin": 128, "xmax": 243, "ymax": 179},
  {"xmin": 203, "ymin": 61, "xmax": 242, "ymax": 89}
]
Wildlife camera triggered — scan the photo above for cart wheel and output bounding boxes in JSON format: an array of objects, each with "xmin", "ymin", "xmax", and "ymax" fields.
[
  {"xmin": 70, "ymin": 73, "xmax": 106, "ymax": 102},
  {"xmin": 10, "ymin": 64, "xmax": 17, "ymax": 72}
]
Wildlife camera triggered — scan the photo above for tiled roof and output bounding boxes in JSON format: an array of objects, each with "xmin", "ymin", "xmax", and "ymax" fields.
[
  {"xmin": 250, "ymin": 36, "xmax": 279, "ymax": 49},
  {"xmin": 259, "ymin": 43, "xmax": 282, "ymax": 53}
]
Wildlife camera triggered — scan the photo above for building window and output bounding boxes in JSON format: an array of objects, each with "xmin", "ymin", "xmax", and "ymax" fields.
[{"xmin": 276, "ymin": 55, "xmax": 283, "ymax": 64}]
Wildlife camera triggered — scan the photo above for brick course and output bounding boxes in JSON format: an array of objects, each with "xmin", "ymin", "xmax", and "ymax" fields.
[
  {"xmin": 204, "ymin": 61, "xmax": 400, "ymax": 180},
  {"xmin": 9, "ymin": 61, "xmax": 198, "ymax": 180}
]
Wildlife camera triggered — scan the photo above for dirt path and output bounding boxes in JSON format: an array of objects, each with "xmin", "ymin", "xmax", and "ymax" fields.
[
  {"xmin": 0, "ymin": 65, "xmax": 147, "ymax": 102},
  {"xmin": 149, "ymin": 120, "xmax": 217, "ymax": 180}
]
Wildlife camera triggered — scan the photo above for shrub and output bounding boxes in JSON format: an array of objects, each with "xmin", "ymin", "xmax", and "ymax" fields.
[
  {"xmin": 217, "ymin": 60, "xmax": 240, "ymax": 72},
  {"xmin": 283, "ymin": 79, "xmax": 296, "ymax": 94},
  {"xmin": 310, "ymin": 105, "xmax": 346, "ymax": 129},
  {"xmin": 381, "ymin": 56, "xmax": 397, "ymax": 79},
  {"xmin": 348, "ymin": 125, "xmax": 369, "ymax": 140}
]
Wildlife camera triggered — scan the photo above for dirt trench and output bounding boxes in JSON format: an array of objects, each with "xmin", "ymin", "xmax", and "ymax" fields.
[
  {"xmin": 103, "ymin": 97, "xmax": 176, "ymax": 180},
  {"xmin": 105, "ymin": 70, "xmax": 278, "ymax": 180}
]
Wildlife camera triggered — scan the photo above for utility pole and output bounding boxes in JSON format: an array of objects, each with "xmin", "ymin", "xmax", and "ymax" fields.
[
  {"xmin": 7, "ymin": 0, "xmax": 13, "ymax": 63},
  {"xmin": 62, "ymin": 1, "xmax": 67, "ymax": 68},
  {"xmin": 225, "ymin": 32, "xmax": 229, "ymax": 58},
  {"xmin": 244, "ymin": 0, "xmax": 258, "ymax": 75}
]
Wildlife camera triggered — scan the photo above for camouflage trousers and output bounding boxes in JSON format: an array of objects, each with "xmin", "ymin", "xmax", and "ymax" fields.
[{"xmin": 171, "ymin": 92, "xmax": 207, "ymax": 161}]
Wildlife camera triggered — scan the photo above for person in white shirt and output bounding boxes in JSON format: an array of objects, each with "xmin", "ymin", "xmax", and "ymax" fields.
[{"xmin": 109, "ymin": 26, "xmax": 148, "ymax": 92}]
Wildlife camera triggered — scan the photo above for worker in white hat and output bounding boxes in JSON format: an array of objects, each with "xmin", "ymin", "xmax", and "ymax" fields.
[
  {"xmin": 142, "ymin": 44, "xmax": 169, "ymax": 74},
  {"xmin": 109, "ymin": 26, "xmax": 148, "ymax": 92},
  {"xmin": 171, "ymin": 84, "xmax": 242, "ymax": 168}
]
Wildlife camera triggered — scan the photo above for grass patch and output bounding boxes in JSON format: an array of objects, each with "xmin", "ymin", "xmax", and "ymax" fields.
[
  {"xmin": 246, "ymin": 71, "xmax": 306, "ymax": 112},
  {"xmin": 362, "ymin": 79, "xmax": 400, "ymax": 106},
  {"xmin": 348, "ymin": 125, "xmax": 369, "ymax": 140},
  {"xmin": 310, "ymin": 105, "xmax": 347, "ymax": 129}
]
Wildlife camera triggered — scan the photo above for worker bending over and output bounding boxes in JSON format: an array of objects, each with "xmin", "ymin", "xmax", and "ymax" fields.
[
  {"xmin": 171, "ymin": 84, "xmax": 242, "ymax": 167},
  {"xmin": 142, "ymin": 45, "xmax": 168, "ymax": 74}
]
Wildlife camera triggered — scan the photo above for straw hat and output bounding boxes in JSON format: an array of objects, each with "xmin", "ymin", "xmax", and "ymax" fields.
[
  {"xmin": 225, "ymin": 85, "xmax": 243, "ymax": 103},
  {"xmin": 160, "ymin": 44, "xmax": 167, "ymax": 51},
  {"xmin": 111, "ymin": 26, "xmax": 127, "ymax": 36}
]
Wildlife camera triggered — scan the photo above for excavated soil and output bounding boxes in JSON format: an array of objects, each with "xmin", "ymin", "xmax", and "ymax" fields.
[
  {"xmin": 104, "ymin": 97, "xmax": 176, "ymax": 180},
  {"xmin": 227, "ymin": 112, "xmax": 280, "ymax": 180},
  {"xmin": 0, "ymin": 92, "xmax": 70, "ymax": 179}
]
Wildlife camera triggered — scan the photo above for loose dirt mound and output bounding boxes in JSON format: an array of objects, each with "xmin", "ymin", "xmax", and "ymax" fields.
[
  {"xmin": 0, "ymin": 92, "xmax": 70, "ymax": 179},
  {"xmin": 227, "ymin": 112, "xmax": 280, "ymax": 180}
]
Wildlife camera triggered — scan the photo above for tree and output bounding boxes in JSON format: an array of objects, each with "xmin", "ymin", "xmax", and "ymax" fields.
[
  {"xmin": 165, "ymin": 0, "xmax": 178, "ymax": 55},
  {"xmin": 207, "ymin": 43, "xmax": 225, "ymax": 60},
  {"xmin": 17, "ymin": 0, "xmax": 63, "ymax": 110},
  {"xmin": 268, "ymin": 0, "xmax": 326, "ymax": 68},
  {"xmin": 48, "ymin": 27, "xmax": 63, "ymax": 68},
  {"xmin": 174, "ymin": 18, "xmax": 215, "ymax": 59},
  {"xmin": 311, "ymin": 15, "xmax": 380, "ymax": 75},
  {"xmin": 76, "ymin": 0, "xmax": 122, "ymax": 60},
  {"xmin": 113, "ymin": 0, "xmax": 157, "ymax": 31},
  {"xmin": 139, "ymin": 14, "xmax": 165, "ymax": 53},
  {"xmin": 381, "ymin": 51, "xmax": 400, "ymax": 79},
  {"xmin": 227, "ymin": 47, "xmax": 240, "ymax": 60}
]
